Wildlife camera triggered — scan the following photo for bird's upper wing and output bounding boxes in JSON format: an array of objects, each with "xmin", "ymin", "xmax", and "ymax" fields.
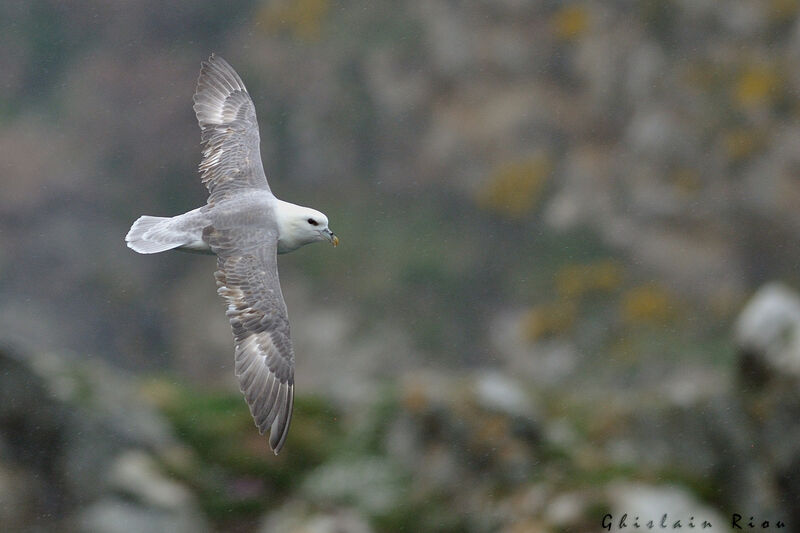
[
  {"xmin": 193, "ymin": 54, "xmax": 271, "ymax": 201},
  {"xmin": 203, "ymin": 221, "xmax": 294, "ymax": 454}
]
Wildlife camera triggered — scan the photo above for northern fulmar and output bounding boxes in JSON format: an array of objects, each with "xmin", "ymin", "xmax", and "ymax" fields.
[{"xmin": 125, "ymin": 54, "xmax": 338, "ymax": 454}]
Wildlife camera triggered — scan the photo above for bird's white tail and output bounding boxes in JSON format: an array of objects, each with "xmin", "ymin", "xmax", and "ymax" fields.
[{"xmin": 125, "ymin": 215, "xmax": 183, "ymax": 254}]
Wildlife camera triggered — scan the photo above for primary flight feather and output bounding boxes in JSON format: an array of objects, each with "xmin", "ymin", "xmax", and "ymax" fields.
[{"xmin": 125, "ymin": 54, "xmax": 338, "ymax": 454}]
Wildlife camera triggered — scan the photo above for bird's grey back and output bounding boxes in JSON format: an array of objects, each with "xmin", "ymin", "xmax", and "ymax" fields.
[{"xmin": 202, "ymin": 191, "xmax": 279, "ymax": 249}]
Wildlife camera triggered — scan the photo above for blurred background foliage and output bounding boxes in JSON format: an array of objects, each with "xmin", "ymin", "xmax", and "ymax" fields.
[{"xmin": 3, "ymin": 0, "xmax": 800, "ymax": 532}]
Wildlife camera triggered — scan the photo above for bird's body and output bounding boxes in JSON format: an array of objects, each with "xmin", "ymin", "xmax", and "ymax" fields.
[
  {"xmin": 127, "ymin": 193, "xmax": 330, "ymax": 255},
  {"xmin": 125, "ymin": 55, "xmax": 337, "ymax": 454}
]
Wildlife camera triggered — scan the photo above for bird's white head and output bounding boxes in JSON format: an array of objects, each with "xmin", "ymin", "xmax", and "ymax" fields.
[{"xmin": 274, "ymin": 200, "xmax": 338, "ymax": 254}]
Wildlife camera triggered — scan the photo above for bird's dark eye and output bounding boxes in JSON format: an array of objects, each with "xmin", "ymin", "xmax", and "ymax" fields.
[{"xmin": 307, "ymin": 218, "xmax": 318, "ymax": 226}]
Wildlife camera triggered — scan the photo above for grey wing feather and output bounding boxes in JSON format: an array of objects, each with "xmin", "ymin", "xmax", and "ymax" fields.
[
  {"xmin": 204, "ymin": 225, "xmax": 294, "ymax": 454},
  {"xmin": 193, "ymin": 54, "xmax": 271, "ymax": 200}
]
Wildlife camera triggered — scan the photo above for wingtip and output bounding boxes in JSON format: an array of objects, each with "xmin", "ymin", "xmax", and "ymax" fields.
[
  {"xmin": 204, "ymin": 52, "xmax": 230, "ymax": 71},
  {"xmin": 269, "ymin": 384, "xmax": 294, "ymax": 454},
  {"xmin": 198, "ymin": 53, "xmax": 224, "ymax": 77}
]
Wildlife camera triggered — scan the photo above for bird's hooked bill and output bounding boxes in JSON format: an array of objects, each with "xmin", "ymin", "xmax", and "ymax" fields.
[{"xmin": 325, "ymin": 228, "xmax": 339, "ymax": 247}]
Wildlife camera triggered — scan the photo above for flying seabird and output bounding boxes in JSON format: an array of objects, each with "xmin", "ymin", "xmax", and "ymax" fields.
[{"xmin": 125, "ymin": 54, "xmax": 338, "ymax": 454}]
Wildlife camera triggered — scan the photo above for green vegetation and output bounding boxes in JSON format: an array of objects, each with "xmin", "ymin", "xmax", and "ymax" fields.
[{"xmin": 146, "ymin": 379, "xmax": 345, "ymax": 522}]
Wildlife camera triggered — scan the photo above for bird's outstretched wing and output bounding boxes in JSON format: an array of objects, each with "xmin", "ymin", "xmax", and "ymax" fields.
[
  {"xmin": 193, "ymin": 54, "xmax": 271, "ymax": 201},
  {"xmin": 204, "ymin": 224, "xmax": 294, "ymax": 454}
]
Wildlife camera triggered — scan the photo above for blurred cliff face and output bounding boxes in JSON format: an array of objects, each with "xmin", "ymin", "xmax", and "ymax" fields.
[
  {"xmin": 1, "ymin": 0, "xmax": 800, "ymax": 384},
  {"xmin": 5, "ymin": 1, "xmax": 800, "ymax": 532}
]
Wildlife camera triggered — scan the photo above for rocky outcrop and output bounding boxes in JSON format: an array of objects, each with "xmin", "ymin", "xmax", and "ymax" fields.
[
  {"xmin": 0, "ymin": 344, "xmax": 208, "ymax": 533},
  {"xmin": 734, "ymin": 283, "xmax": 800, "ymax": 527}
]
